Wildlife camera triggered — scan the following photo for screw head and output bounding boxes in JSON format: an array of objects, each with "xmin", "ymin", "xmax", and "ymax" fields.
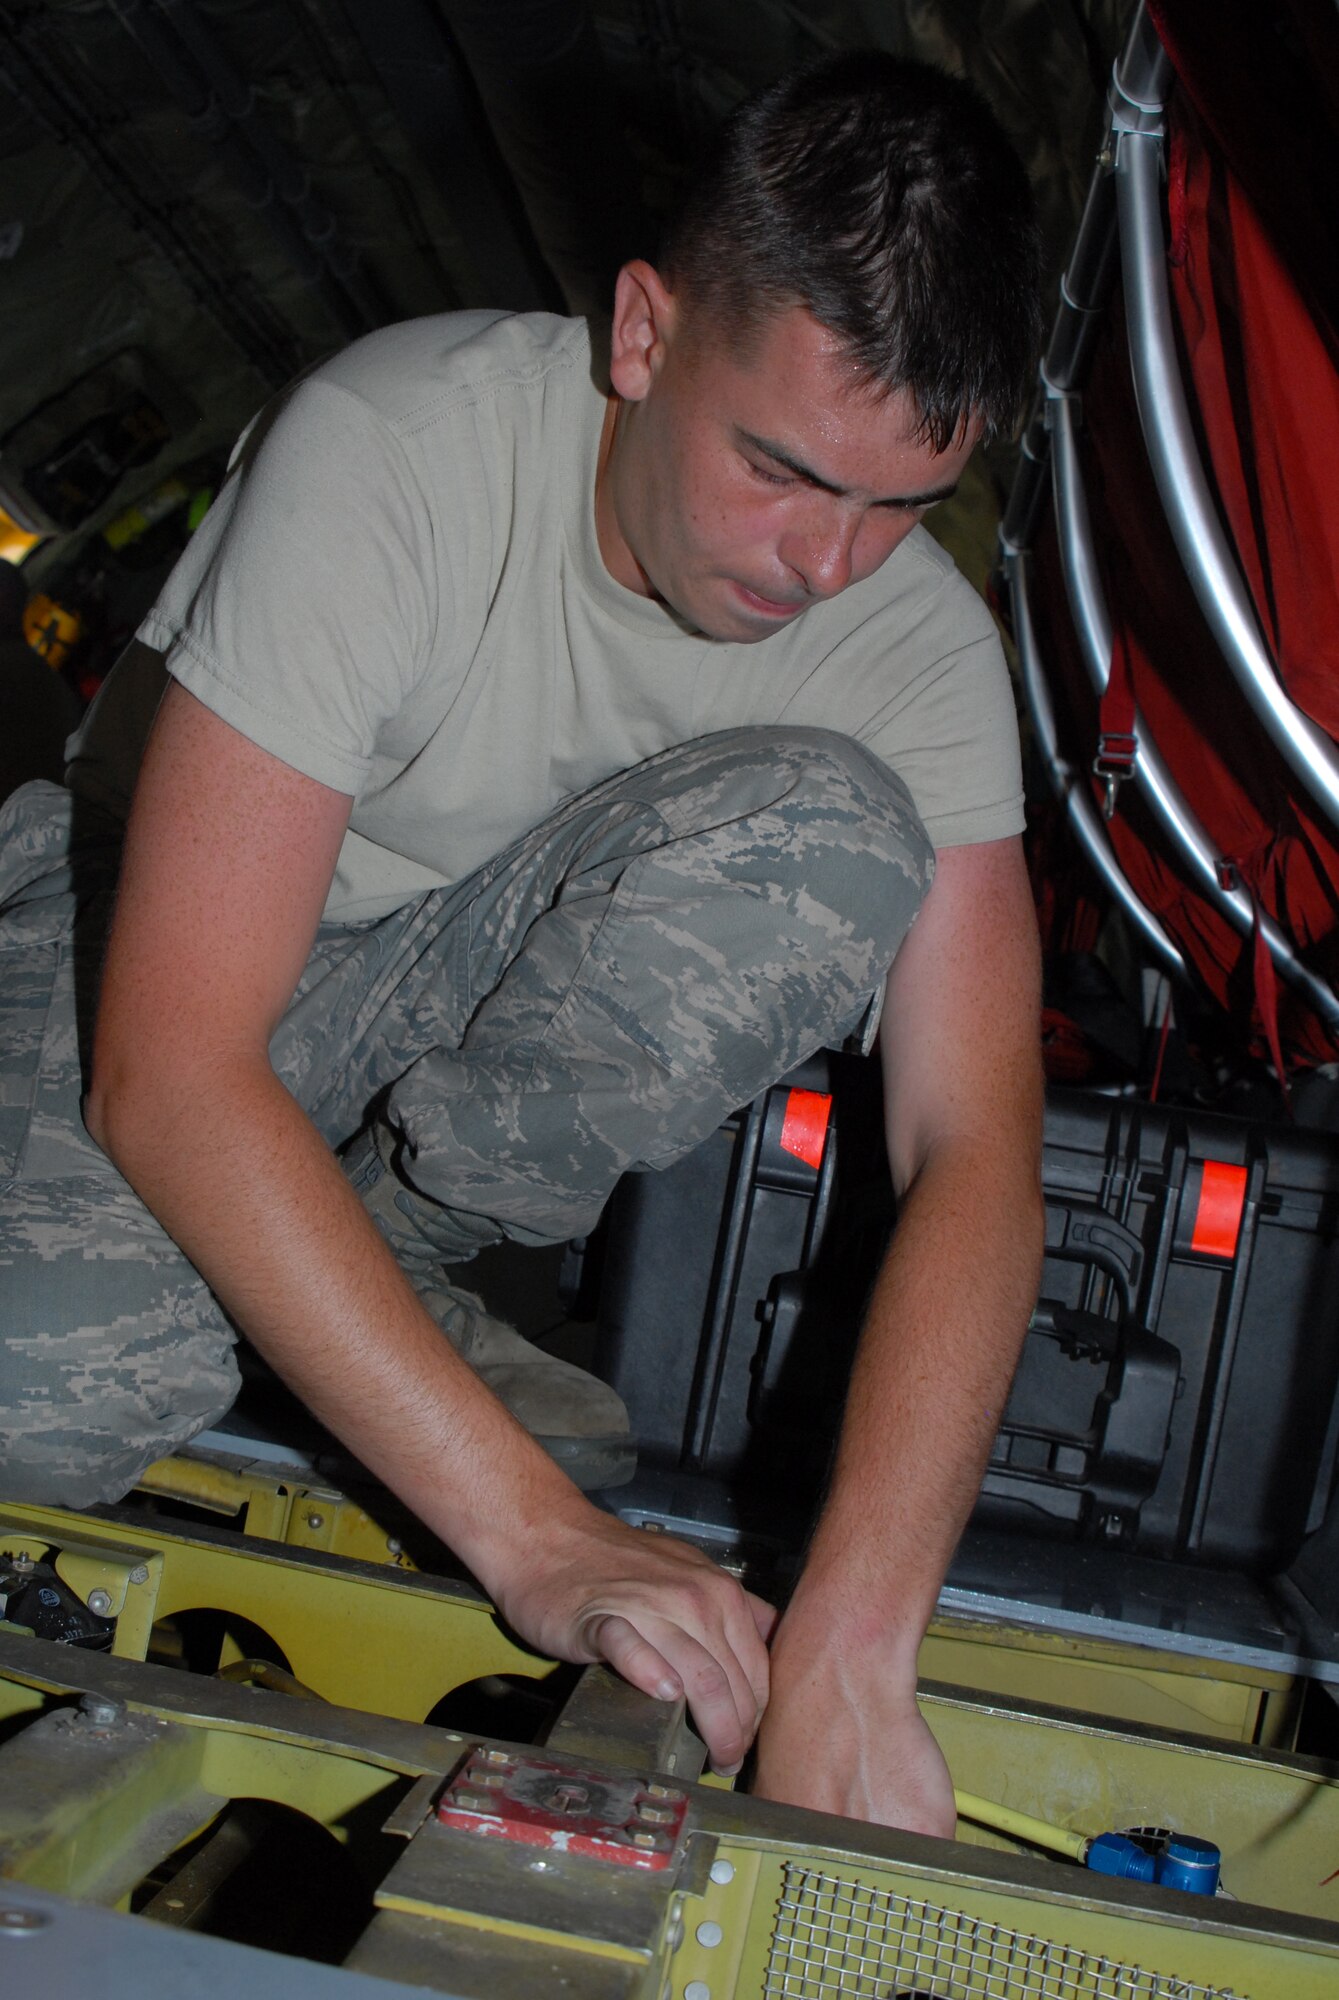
[
  {"xmin": 385, "ymin": 1537, "xmax": 402, "ymax": 1556},
  {"xmin": 0, "ymin": 1907, "xmax": 49, "ymax": 1935},
  {"xmin": 86, "ymin": 1589, "xmax": 113, "ymax": 1617}
]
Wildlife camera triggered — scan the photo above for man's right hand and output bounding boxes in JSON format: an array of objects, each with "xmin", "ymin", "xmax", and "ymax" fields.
[{"xmin": 482, "ymin": 1496, "xmax": 776, "ymax": 1774}]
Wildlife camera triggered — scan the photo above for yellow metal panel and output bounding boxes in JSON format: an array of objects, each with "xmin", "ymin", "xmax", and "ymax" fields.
[
  {"xmin": 921, "ymin": 1615, "xmax": 1297, "ymax": 1745},
  {"xmin": 1, "ymin": 1502, "xmax": 549, "ymax": 1723},
  {"xmin": 924, "ymin": 1689, "xmax": 1339, "ymax": 1925}
]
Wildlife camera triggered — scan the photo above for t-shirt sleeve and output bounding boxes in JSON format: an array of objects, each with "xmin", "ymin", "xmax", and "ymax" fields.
[
  {"xmin": 796, "ymin": 553, "xmax": 1025, "ymax": 849},
  {"xmin": 137, "ymin": 377, "xmax": 440, "ymax": 795},
  {"xmin": 862, "ymin": 627, "xmax": 1025, "ymax": 848}
]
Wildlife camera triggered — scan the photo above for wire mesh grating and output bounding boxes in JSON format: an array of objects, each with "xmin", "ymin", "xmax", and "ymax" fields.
[{"xmin": 763, "ymin": 1863, "xmax": 1248, "ymax": 1999}]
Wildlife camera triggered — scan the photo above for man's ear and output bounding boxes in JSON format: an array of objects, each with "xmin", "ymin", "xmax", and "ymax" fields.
[{"xmin": 609, "ymin": 260, "xmax": 679, "ymax": 403}]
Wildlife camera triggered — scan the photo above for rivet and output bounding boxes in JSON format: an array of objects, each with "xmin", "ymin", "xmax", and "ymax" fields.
[
  {"xmin": 385, "ymin": 1537, "xmax": 402, "ymax": 1556},
  {"xmin": 684, "ymin": 1982, "xmax": 712, "ymax": 2000},
  {"xmin": 0, "ymin": 1908, "xmax": 49, "ymax": 1934},
  {"xmin": 305, "ymin": 1512, "xmax": 325, "ymax": 1531},
  {"xmin": 709, "ymin": 1858, "xmax": 735, "ymax": 1885},
  {"xmin": 695, "ymin": 1920, "xmax": 723, "ymax": 1949},
  {"xmin": 86, "ymin": 1589, "xmax": 113, "ymax": 1617}
]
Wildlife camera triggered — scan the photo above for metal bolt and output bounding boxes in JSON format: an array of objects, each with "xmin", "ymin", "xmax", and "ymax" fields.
[
  {"xmin": 644, "ymin": 1782, "xmax": 682, "ymax": 1802},
  {"xmin": 86, "ymin": 1589, "xmax": 113, "ymax": 1617},
  {"xmin": 305, "ymin": 1512, "xmax": 325, "ymax": 1531},
  {"xmin": 474, "ymin": 1769, "xmax": 507, "ymax": 1788},
  {"xmin": 127, "ymin": 1564, "xmax": 150, "ymax": 1585},
  {"xmin": 0, "ymin": 1907, "xmax": 50, "ymax": 1935},
  {"xmin": 79, "ymin": 1693, "xmax": 124, "ymax": 1727},
  {"xmin": 695, "ymin": 1920, "xmax": 724, "ymax": 1949},
  {"xmin": 638, "ymin": 1804, "xmax": 676, "ymax": 1825},
  {"xmin": 453, "ymin": 1790, "xmax": 492, "ymax": 1812},
  {"xmin": 482, "ymin": 1748, "xmax": 513, "ymax": 1767},
  {"xmin": 10, "ymin": 1553, "xmax": 33, "ymax": 1573},
  {"xmin": 631, "ymin": 1830, "xmax": 667, "ymax": 1851},
  {"xmin": 385, "ymin": 1537, "xmax": 402, "ymax": 1556}
]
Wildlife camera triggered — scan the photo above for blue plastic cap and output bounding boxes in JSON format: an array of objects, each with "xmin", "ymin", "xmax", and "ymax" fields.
[
  {"xmin": 1156, "ymin": 1834, "xmax": 1221, "ymax": 1896},
  {"xmin": 1085, "ymin": 1833, "xmax": 1157, "ymax": 1881}
]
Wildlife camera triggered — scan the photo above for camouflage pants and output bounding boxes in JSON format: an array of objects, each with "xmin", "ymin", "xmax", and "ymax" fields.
[{"xmin": 0, "ymin": 728, "xmax": 933, "ymax": 1505}]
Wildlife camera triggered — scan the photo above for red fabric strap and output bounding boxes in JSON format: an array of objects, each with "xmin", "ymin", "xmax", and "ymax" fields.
[{"xmin": 779, "ymin": 1089, "xmax": 832, "ymax": 1171}]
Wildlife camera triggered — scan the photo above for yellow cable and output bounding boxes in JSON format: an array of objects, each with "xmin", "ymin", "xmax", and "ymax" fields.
[{"xmin": 953, "ymin": 1789, "xmax": 1089, "ymax": 1861}]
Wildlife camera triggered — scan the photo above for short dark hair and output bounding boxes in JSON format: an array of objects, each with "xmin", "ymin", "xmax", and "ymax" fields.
[{"xmin": 661, "ymin": 53, "xmax": 1042, "ymax": 449}]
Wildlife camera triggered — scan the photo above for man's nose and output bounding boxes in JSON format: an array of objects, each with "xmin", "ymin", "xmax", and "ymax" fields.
[{"xmin": 783, "ymin": 503, "xmax": 861, "ymax": 599}]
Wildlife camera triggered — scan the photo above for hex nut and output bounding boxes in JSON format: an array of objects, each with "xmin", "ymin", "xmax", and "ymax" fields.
[
  {"xmin": 0, "ymin": 1908, "xmax": 50, "ymax": 1935},
  {"xmin": 85, "ymin": 1589, "xmax": 114, "ymax": 1617},
  {"xmin": 78, "ymin": 1693, "xmax": 124, "ymax": 1726},
  {"xmin": 127, "ymin": 1564, "xmax": 150, "ymax": 1585}
]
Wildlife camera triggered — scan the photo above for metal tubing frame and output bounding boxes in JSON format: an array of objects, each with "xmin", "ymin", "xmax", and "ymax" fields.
[
  {"xmin": 999, "ymin": 0, "xmax": 1339, "ymax": 1035},
  {"xmin": 1004, "ymin": 541, "xmax": 1187, "ymax": 981},
  {"xmin": 1047, "ymin": 388, "xmax": 1339, "ymax": 1031},
  {"xmin": 1111, "ymin": 11, "xmax": 1339, "ymax": 829}
]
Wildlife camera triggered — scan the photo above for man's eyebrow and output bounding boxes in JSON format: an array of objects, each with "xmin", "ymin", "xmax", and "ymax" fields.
[{"xmin": 735, "ymin": 427, "xmax": 960, "ymax": 510}]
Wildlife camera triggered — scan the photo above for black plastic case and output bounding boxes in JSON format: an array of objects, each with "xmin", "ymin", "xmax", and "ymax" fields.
[{"xmin": 589, "ymin": 1070, "xmax": 1339, "ymax": 1572}]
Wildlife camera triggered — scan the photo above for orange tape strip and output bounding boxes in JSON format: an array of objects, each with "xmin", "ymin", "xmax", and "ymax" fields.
[
  {"xmin": 1190, "ymin": 1160, "xmax": 1248, "ymax": 1259},
  {"xmin": 779, "ymin": 1089, "xmax": 832, "ymax": 1171}
]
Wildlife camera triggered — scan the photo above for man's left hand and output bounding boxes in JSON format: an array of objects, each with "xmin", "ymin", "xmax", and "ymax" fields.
[{"xmin": 749, "ymin": 1616, "xmax": 955, "ymax": 1835}]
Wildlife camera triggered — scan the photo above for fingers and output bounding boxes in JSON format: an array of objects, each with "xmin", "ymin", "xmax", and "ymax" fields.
[
  {"xmin": 588, "ymin": 1613, "xmax": 682, "ymax": 1704},
  {"xmin": 586, "ymin": 1597, "xmax": 767, "ymax": 1775},
  {"xmin": 748, "ymin": 1588, "xmax": 780, "ymax": 1645}
]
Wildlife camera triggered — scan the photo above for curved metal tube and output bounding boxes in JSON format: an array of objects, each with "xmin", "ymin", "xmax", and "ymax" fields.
[
  {"xmin": 1005, "ymin": 542, "xmax": 1188, "ymax": 982},
  {"xmin": 1047, "ymin": 392, "xmax": 1339, "ymax": 1029},
  {"xmin": 1115, "ymin": 128, "xmax": 1339, "ymax": 827}
]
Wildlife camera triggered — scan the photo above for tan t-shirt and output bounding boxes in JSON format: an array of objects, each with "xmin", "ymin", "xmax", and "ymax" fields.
[{"xmin": 75, "ymin": 311, "xmax": 1023, "ymax": 922}]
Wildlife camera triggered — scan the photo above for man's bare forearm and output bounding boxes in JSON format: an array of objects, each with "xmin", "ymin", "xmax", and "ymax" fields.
[
  {"xmin": 787, "ymin": 1135, "xmax": 1043, "ymax": 1659},
  {"xmin": 750, "ymin": 1135, "xmax": 1042, "ymax": 1829}
]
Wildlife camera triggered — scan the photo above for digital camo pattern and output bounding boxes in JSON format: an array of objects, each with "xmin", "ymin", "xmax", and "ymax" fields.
[{"xmin": 0, "ymin": 729, "xmax": 932, "ymax": 1503}]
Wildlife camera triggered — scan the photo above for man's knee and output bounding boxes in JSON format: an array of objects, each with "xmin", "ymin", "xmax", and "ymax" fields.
[{"xmin": 643, "ymin": 727, "xmax": 934, "ymax": 1001}]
